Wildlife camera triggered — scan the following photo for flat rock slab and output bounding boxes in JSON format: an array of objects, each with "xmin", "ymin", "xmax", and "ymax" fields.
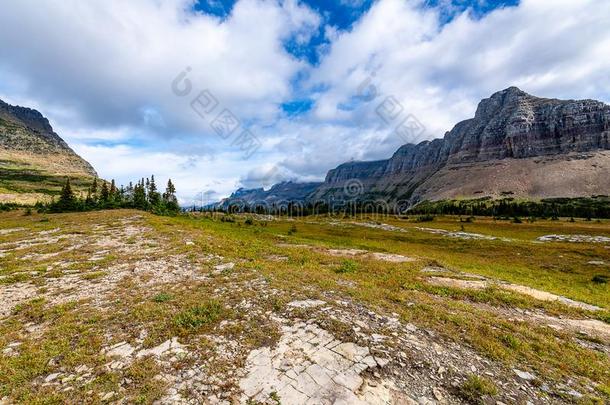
[
  {"xmin": 277, "ymin": 243, "xmax": 416, "ymax": 264},
  {"xmin": 537, "ymin": 234, "xmax": 610, "ymax": 243},
  {"xmin": 427, "ymin": 277, "xmax": 602, "ymax": 312},
  {"xmin": 350, "ymin": 222, "xmax": 409, "ymax": 233},
  {"xmin": 416, "ymin": 227, "xmax": 503, "ymax": 241},
  {"xmin": 287, "ymin": 299, "xmax": 326, "ymax": 309},
  {"xmin": 327, "ymin": 249, "xmax": 415, "ymax": 263},
  {"xmin": 239, "ymin": 320, "xmax": 393, "ymax": 404}
]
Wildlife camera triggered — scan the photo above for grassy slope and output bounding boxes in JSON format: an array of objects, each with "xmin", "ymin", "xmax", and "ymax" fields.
[{"xmin": 0, "ymin": 117, "xmax": 95, "ymax": 204}]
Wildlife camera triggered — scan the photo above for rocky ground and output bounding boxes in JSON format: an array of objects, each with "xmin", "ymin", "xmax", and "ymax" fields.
[{"xmin": 0, "ymin": 210, "xmax": 609, "ymax": 404}]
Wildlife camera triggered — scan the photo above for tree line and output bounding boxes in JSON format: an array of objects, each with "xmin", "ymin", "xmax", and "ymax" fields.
[
  {"xmin": 408, "ymin": 197, "xmax": 610, "ymax": 219},
  {"xmin": 203, "ymin": 196, "xmax": 610, "ymax": 219},
  {"xmin": 38, "ymin": 175, "xmax": 180, "ymax": 215}
]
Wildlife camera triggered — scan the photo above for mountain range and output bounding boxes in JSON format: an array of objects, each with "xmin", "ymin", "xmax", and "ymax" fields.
[{"xmin": 221, "ymin": 87, "xmax": 610, "ymax": 208}]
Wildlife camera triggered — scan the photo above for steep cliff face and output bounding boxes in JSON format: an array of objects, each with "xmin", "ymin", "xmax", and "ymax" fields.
[
  {"xmin": 312, "ymin": 87, "xmax": 610, "ymax": 203},
  {"xmin": 0, "ymin": 99, "xmax": 97, "ymax": 203},
  {"xmin": 442, "ymin": 87, "xmax": 610, "ymax": 162}
]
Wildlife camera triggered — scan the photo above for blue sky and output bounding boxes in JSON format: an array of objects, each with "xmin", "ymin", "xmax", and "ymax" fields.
[
  {"xmin": 194, "ymin": 0, "xmax": 519, "ymax": 64},
  {"xmin": 0, "ymin": 0, "xmax": 608, "ymax": 204}
]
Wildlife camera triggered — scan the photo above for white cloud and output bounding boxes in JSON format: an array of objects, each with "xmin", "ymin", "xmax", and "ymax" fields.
[
  {"xmin": 1, "ymin": 0, "xmax": 610, "ymax": 202},
  {"xmin": 0, "ymin": 0, "xmax": 319, "ymax": 131}
]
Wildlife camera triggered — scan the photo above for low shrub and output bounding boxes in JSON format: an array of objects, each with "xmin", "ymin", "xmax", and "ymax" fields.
[
  {"xmin": 335, "ymin": 259, "xmax": 358, "ymax": 274},
  {"xmin": 458, "ymin": 374, "xmax": 497, "ymax": 404},
  {"xmin": 174, "ymin": 301, "xmax": 223, "ymax": 329}
]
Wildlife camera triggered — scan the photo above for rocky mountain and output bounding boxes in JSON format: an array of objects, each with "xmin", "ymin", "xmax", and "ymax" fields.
[
  {"xmin": 218, "ymin": 181, "xmax": 322, "ymax": 208},
  {"xmin": 311, "ymin": 87, "xmax": 610, "ymax": 204},
  {"xmin": 0, "ymin": 98, "xmax": 97, "ymax": 203}
]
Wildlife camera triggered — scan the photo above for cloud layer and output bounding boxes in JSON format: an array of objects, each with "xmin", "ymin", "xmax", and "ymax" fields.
[{"xmin": 1, "ymin": 0, "xmax": 609, "ymax": 204}]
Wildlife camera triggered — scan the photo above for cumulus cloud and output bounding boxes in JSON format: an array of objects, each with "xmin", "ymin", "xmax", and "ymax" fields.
[
  {"xmin": 0, "ymin": 0, "xmax": 319, "ymax": 132},
  {"xmin": 1, "ymin": 0, "xmax": 609, "ymax": 201}
]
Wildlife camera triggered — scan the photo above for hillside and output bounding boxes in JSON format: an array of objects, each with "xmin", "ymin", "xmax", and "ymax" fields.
[{"xmin": 0, "ymin": 99, "xmax": 96, "ymax": 204}]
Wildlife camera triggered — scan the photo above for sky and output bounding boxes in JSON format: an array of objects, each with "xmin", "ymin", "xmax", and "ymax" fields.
[{"xmin": 0, "ymin": 0, "xmax": 609, "ymax": 205}]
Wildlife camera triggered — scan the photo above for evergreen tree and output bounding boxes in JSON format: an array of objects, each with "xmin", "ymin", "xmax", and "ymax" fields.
[
  {"xmin": 133, "ymin": 181, "xmax": 147, "ymax": 209},
  {"xmin": 110, "ymin": 179, "xmax": 117, "ymax": 200},
  {"xmin": 163, "ymin": 179, "xmax": 179, "ymax": 212},
  {"xmin": 85, "ymin": 189, "xmax": 94, "ymax": 208},
  {"xmin": 100, "ymin": 181, "xmax": 110, "ymax": 204},
  {"xmin": 148, "ymin": 175, "xmax": 161, "ymax": 207},
  {"xmin": 57, "ymin": 178, "xmax": 77, "ymax": 211},
  {"xmin": 91, "ymin": 177, "xmax": 98, "ymax": 197}
]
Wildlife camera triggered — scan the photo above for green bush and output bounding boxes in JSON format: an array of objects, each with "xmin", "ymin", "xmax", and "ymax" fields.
[
  {"xmin": 415, "ymin": 214, "xmax": 435, "ymax": 222},
  {"xmin": 335, "ymin": 259, "xmax": 358, "ymax": 274},
  {"xmin": 458, "ymin": 374, "xmax": 497, "ymax": 404},
  {"xmin": 174, "ymin": 301, "xmax": 223, "ymax": 329},
  {"xmin": 220, "ymin": 215, "xmax": 235, "ymax": 223},
  {"xmin": 152, "ymin": 292, "xmax": 173, "ymax": 303}
]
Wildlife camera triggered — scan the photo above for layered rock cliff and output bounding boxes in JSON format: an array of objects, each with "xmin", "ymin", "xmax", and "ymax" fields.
[{"xmin": 311, "ymin": 87, "xmax": 610, "ymax": 203}]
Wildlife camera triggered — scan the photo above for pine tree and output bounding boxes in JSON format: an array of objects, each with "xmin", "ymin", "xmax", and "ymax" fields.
[
  {"xmin": 148, "ymin": 175, "xmax": 161, "ymax": 208},
  {"xmin": 133, "ymin": 181, "xmax": 147, "ymax": 209},
  {"xmin": 163, "ymin": 179, "xmax": 179, "ymax": 212},
  {"xmin": 85, "ymin": 189, "xmax": 94, "ymax": 208},
  {"xmin": 110, "ymin": 179, "xmax": 117, "ymax": 198},
  {"xmin": 100, "ymin": 181, "xmax": 110, "ymax": 204},
  {"xmin": 91, "ymin": 177, "xmax": 98, "ymax": 197},
  {"xmin": 57, "ymin": 178, "xmax": 77, "ymax": 211}
]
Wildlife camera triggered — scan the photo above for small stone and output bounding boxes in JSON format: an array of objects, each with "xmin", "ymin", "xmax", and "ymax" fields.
[
  {"xmin": 513, "ymin": 369, "xmax": 536, "ymax": 381},
  {"xmin": 374, "ymin": 356, "xmax": 390, "ymax": 368},
  {"xmin": 565, "ymin": 389, "xmax": 583, "ymax": 399},
  {"xmin": 214, "ymin": 262, "xmax": 235, "ymax": 272},
  {"xmin": 100, "ymin": 392, "xmax": 115, "ymax": 401},
  {"xmin": 432, "ymin": 388, "xmax": 444, "ymax": 402},
  {"xmin": 418, "ymin": 396, "xmax": 433, "ymax": 405},
  {"xmin": 45, "ymin": 373, "xmax": 61, "ymax": 383}
]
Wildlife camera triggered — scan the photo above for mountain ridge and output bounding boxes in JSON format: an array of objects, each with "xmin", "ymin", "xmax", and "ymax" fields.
[
  {"xmin": 223, "ymin": 87, "xmax": 610, "ymax": 208},
  {"xmin": 0, "ymin": 98, "xmax": 97, "ymax": 203}
]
